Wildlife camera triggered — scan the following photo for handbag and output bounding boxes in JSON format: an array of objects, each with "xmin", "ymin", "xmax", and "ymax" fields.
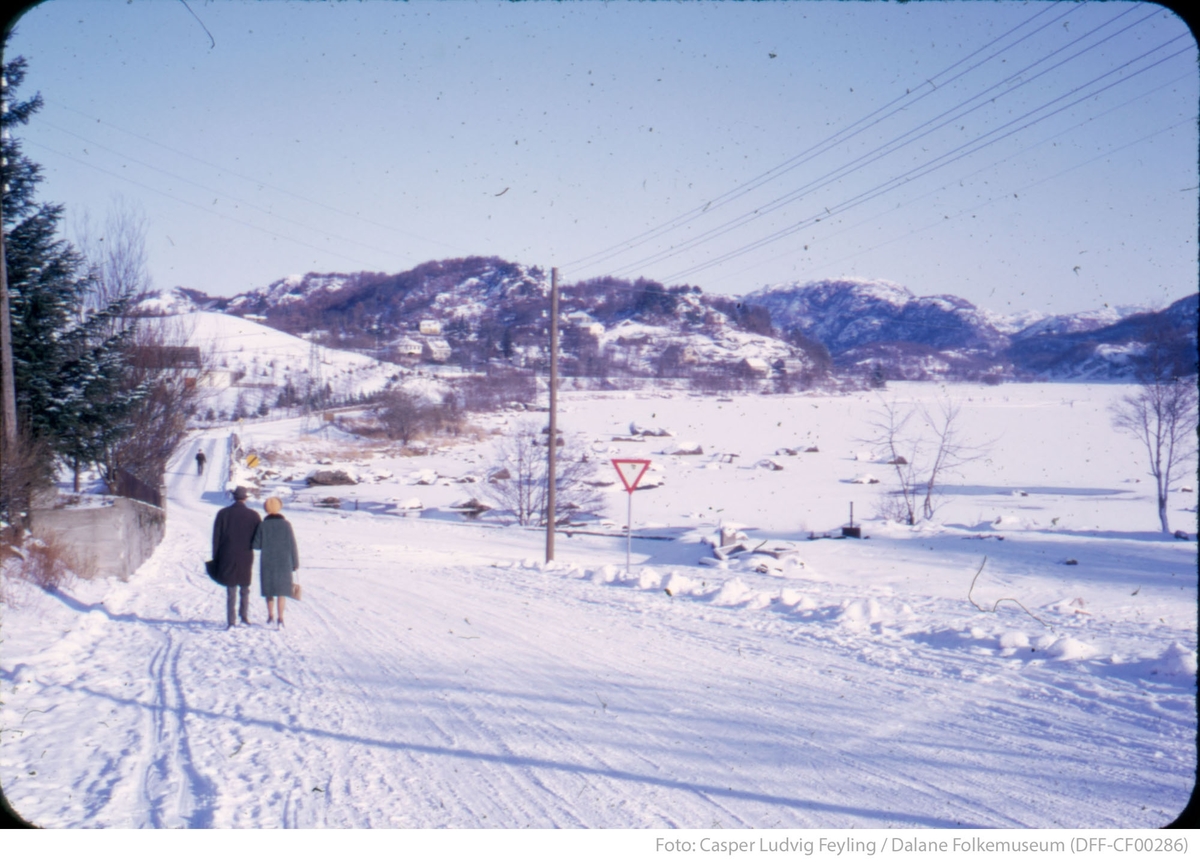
[
  {"xmin": 291, "ymin": 574, "xmax": 302, "ymax": 601},
  {"xmin": 205, "ymin": 559, "xmax": 225, "ymax": 586}
]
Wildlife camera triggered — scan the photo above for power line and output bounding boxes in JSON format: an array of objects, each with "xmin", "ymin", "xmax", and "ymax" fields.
[
  {"xmin": 661, "ymin": 38, "xmax": 1193, "ymax": 283},
  {"xmin": 53, "ymin": 103, "xmax": 466, "ymax": 255},
  {"xmin": 36, "ymin": 118, "xmax": 426, "ymax": 263},
  {"xmin": 608, "ymin": 5, "xmax": 1166, "ymax": 281},
  {"xmin": 736, "ymin": 108, "xmax": 1197, "ymax": 288},
  {"xmin": 562, "ymin": 1, "xmax": 1075, "ymax": 274},
  {"xmin": 27, "ymin": 139, "xmax": 379, "ymax": 270}
]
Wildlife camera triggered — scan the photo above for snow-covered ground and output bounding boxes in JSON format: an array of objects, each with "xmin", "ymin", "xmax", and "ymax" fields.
[{"xmin": 1, "ymin": 382, "xmax": 1195, "ymax": 828}]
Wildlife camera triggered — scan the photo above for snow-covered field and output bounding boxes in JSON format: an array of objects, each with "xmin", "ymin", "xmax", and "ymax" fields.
[{"xmin": 1, "ymin": 382, "xmax": 1195, "ymax": 828}]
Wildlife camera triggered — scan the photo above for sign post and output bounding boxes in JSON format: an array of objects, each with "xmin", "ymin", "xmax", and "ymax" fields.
[{"xmin": 611, "ymin": 458, "xmax": 651, "ymax": 574}]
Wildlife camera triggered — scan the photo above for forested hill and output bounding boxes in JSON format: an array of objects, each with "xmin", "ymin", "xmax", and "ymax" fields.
[{"xmin": 143, "ymin": 257, "xmax": 1197, "ymax": 383}]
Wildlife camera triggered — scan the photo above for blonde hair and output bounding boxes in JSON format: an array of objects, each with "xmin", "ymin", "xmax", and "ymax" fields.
[{"xmin": 264, "ymin": 497, "xmax": 284, "ymax": 515}]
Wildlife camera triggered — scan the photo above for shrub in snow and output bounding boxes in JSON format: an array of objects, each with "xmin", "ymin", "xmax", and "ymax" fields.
[
  {"xmin": 397, "ymin": 497, "xmax": 422, "ymax": 510},
  {"xmin": 852, "ymin": 473, "xmax": 881, "ymax": 484},
  {"xmin": 664, "ymin": 441, "xmax": 704, "ymax": 456}
]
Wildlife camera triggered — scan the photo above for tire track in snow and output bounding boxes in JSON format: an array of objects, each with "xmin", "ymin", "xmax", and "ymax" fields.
[{"xmin": 131, "ymin": 631, "xmax": 219, "ymax": 827}]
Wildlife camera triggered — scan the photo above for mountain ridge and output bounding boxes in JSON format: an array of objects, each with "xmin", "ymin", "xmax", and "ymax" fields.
[{"xmin": 137, "ymin": 257, "xmax": 1197, "ymax": 384}]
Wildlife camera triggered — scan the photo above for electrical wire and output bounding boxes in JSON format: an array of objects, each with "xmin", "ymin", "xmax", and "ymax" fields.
[
  {"xmin": 53, "ymin": 103, "xmax": 466, "ymax": 255},
  {"xmin": 563, "ymin": 1, "xmax": 1076, "ymax": 273},
  {"xmin": 607, "ymin": 6, "xmax": 1167, "ymax": 280},
  {"xmin": 26, "ymin": 139, "xmax": 378, "ymax": 269},
  {"xmin": 36, "ymin": 118, "xmax": 425, "ymax": 263},
  {"xmin": 660, "ymin": 38, "xmax": 1192, "ymax": 284}
]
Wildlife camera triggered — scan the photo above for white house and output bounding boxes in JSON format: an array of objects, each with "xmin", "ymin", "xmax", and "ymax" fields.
[
  {"xmin": 739, "ymin": 357, "xmax": 771, "ymax": 377},
  {"xmin": 424, "ymin": 337, "xmax": 452, "ymax": 362},
  {"xmin": 394, "ymin": 336, "xmax": 423, "ymax": 357}
]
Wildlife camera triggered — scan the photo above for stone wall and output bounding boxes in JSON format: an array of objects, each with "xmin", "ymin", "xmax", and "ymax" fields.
[{"xmin": 30, "ymin": 496, "xmax": 166, "ymax": 581}]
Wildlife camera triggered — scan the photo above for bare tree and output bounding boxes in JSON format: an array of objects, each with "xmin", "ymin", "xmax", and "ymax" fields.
[
  {"xmin": 485, "ymin": 422, "xmax": 602, "ymax": 526},
  {"xmin": 868, "ymin": 398, "xmax": 921, "ymax": 525},
  {"xmin": 374, "ymin": 388, "xmax": 462, "ymax": 444},
  {"xmin": 1111, "ymin": 376, "xmax": 1198, "ymax": 533},
  {"xmin": 103, "ymin": 315, "xmax": 204, "ymax": 487},
  {"xmin": 76, "ymin": 198, "xmax": 204, "ymax": 489},
  {"xmin": 917, "ymin": 399, "xmax": 981, "ymax": 520},
  {"xmin": 864, "ymin": 396, "xmax": 985, "ymax": 524},
  {"xmin": 73, "ymin": 194, "xmax": 152, "ymax": 314},
  {"xmin": 0, "ymin": 428, "xmax": 53, "ymax": 535}
]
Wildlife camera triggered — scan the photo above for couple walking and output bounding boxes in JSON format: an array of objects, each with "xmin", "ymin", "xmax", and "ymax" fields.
[{"xmin": 211, "ymin": 486, "xmax": 300, "ymax": 628}]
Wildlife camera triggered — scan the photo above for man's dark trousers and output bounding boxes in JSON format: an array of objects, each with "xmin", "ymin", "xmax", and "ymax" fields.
[{"xmin": 227, "ymin": 585, "xmax": 250, "ymax": 626}]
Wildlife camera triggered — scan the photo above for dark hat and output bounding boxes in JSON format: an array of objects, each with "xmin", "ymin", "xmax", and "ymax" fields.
[{"xmin": 232, "ymin": 486, "xmax": 249, "ymax": 500}]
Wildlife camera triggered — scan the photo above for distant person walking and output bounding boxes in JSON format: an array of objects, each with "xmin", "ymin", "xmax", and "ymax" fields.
[
  {"xmin": 195, "ymin": 451, "xmax": 207, "ymax": 475},
  {"xmin": 252, "ymin": 497, "xmax": 300, "ymax": 628},
  {"xmin": 212, "ymin": 486, "xmax": 261, "ymax": 629}
]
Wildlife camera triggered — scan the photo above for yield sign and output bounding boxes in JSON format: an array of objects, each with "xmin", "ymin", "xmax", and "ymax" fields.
[{"xmin": 611, "ymin": 458, "xmax": 651, "ymax": 492}]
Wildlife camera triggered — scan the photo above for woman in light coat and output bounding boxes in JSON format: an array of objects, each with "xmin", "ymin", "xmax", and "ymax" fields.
[{"xmin": 251, "ymin": 497, "xmax": 300, "ymax": 627}]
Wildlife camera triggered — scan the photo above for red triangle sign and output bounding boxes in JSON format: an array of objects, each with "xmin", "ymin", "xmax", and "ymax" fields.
[{"xmin": 611, "ymin": 458, "xmax": 651, "ymax": 492}]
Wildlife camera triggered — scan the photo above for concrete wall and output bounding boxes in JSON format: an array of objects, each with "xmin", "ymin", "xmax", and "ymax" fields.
[{"xmin": 30, "ymin": 497, "xmax": 166, "ymax": 581}]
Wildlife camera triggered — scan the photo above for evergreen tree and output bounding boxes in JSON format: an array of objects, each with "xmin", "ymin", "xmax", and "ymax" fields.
[{"xmin": 3, "ymin": 56, "xmax": 140, "ymax": 489}]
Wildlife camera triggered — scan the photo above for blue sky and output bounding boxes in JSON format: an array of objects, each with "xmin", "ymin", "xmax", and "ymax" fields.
[{"xmin": 6, "ymin": 0, "xmax": 1197, "ymax": 316}]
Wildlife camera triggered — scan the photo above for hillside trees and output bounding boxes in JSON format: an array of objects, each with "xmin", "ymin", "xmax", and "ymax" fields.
[{"xmin": 2, "ymin": 56, "xmax": 142, "ymax": 495}]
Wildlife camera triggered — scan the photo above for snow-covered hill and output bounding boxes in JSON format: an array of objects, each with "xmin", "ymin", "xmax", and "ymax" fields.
[{"xmin": 181, "ymin": 311, "xmax": 404, "ymax": 418}]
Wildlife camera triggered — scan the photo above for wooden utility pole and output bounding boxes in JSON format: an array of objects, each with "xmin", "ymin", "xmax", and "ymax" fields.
[
  {"xmin": 545, "ymin": 267, "xmax": 559, "ymax": 562},
  {"xmin": 0, "ymin": 77, "xmax": 17, "ymax": 450}
]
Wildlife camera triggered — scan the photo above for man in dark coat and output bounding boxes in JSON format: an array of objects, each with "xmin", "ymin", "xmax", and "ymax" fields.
[{"xmin": 212, "ymin": 486, "xmax": 261, "ymax": 628}]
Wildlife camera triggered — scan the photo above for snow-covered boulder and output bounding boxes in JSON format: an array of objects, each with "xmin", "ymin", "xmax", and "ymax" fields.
[
  {"xmin": 630, "ymin": 421, "xmax": 674, "ymax": 437},
  {"xmin": 306, "ymin": 469, "xmax": 357, "ymax": 486}
]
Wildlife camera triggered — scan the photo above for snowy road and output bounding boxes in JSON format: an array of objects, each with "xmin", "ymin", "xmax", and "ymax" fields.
[{"xmin": 2, "ymin": 387, "xmax": 1196, "ymax": 828}]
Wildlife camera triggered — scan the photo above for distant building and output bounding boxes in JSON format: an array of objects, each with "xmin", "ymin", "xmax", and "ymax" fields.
[
  {"xmin": 419, "ymin": 320, "xmax": 442, "ymax": 335},
  {"xmin": 197, "ymin": 369, "xmax": 235, "ymax": 389},
  {"xmin": 394, "ymin": 336, "xmax": 423, "ymax": 357},
  {"xmin": 773, "ymin": 358, "xmax": 807, "ymax": 376},
  {"xmin": 567, "ymin": 311, "xmax": 605, "ymax": 337},
  {"xmin": 739, "ymin": 357, "xmax": 771, "ymax": 377},
  {"xmin": 423, "ymin": 337, "xmax": 452, "ymax": 363},
  {"xmin": 131, "ymin": 345, "xmax": 202, "ymax": 370}
]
